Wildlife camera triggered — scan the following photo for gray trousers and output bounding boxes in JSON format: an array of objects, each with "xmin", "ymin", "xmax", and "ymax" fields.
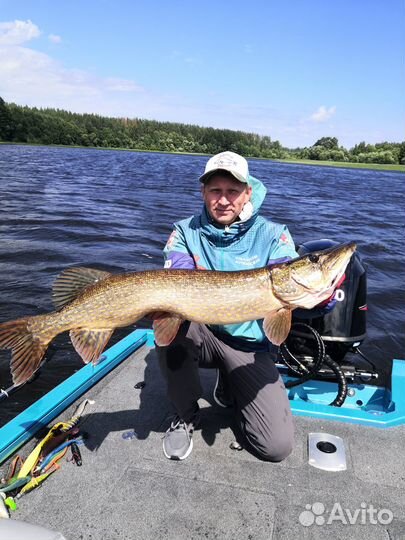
[{"xmin": 156, "ymin": 322, "xmax": 294, "ymax": 462}]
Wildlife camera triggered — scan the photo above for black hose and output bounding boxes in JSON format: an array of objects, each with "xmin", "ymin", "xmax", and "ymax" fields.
[
  {"xmin": 280, "ymin": 323, "xmax": 325, "ymax": 379},
  {"xmin": 280, "ymin": 322, "xmax": 348, "ymax": 407},
  {"xmin": 322, "ymin": 356, "xmax": 348, "ymax": 407}
]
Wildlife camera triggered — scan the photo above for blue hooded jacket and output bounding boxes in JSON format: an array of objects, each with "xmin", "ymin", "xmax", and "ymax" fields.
[{"xmin": 162, "ymin": 175, "xmax": 299, "ymax": 350}]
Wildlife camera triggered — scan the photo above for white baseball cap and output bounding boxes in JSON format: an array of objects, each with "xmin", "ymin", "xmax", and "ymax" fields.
[{"xmin": 199, "ymin": 151, "xmax": 249, "ymax": 184}]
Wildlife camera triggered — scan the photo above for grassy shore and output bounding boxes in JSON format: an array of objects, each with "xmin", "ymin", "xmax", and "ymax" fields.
[
  {"xmin": 1, "ymin": 141, "xmax": 404, "ymax": 172},
  {"xmin": 275, "ymin": 157, "xmax": 405, "ymax": 172}
]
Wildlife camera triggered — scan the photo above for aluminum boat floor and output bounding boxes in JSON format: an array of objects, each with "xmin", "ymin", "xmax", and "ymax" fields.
[{"xmin": 2, "ymin": 345, "xmax": 405, "ymax": 540}]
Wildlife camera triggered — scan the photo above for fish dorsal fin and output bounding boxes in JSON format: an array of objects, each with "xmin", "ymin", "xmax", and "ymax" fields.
[
  {"xmin": 152, "ymin": 312, "xmax": 183, "ymax": 346},
  {"xmin": 70, "ymin": 328, "xmax": 113, "ymax": 365},
  {"xmin": 263, "ymin": 308, "xmax": 292, "ymax": 346},
  {"xmin": 53, "ymin": 267, "xmax": 111, "ymax": 310}
]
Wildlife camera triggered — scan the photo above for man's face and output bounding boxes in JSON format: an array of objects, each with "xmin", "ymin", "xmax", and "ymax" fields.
[{"xmin": 202, "ymin": 174, "xmax": 252, "ymax": 226}]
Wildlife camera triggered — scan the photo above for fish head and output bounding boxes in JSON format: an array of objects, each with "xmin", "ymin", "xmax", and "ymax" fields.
[{"xmin": 271, "ymin": 242, "xmax": 356, "ymax": 309}]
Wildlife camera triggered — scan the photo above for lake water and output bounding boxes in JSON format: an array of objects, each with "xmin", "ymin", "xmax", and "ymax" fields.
[{"xmin": 0, "ymin": 145, "xmax": 404, "ymax": 425}]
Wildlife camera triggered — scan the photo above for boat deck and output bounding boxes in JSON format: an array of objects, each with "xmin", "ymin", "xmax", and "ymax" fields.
[{"xmin": 2, "ymin": 343, "xmax": 405, "ymax": 540}]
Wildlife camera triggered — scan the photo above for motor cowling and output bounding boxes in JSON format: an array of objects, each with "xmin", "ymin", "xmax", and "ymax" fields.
[{"xmin": 292, "ymin": 239, "xmax": 367, "ymax": 363}]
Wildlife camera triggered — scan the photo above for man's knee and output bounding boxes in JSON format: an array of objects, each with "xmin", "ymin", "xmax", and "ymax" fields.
[
  {"xmin": 241, "ymin": 415, "xmax": 295, "ymax": 462},
  {"xmin": 244, "ymin": 428, "xmax": 294, "ymax": 462}
]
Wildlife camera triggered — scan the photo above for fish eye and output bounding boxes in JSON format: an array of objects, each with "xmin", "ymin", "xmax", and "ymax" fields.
[{"xmin": 309, "ymin": 254, "xmax": 319, "ymax": 263}]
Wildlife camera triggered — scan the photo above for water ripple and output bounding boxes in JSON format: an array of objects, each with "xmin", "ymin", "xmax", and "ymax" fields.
[{"xmin": 0, "ymin": 145, "xmax": 404, "ymax": 423}]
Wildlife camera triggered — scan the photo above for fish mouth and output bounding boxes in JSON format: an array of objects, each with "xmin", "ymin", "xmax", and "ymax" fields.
[
  {"xmin": 315, "ymin": 241, "xmax": 356, "ymax": 295},
  {"xmin": 290, "ymin": 241, "xmax": 356, "ymax": 302},
  {"xmin": 321, "ymin": 242, "xmax": 356, "ymax": 282}
]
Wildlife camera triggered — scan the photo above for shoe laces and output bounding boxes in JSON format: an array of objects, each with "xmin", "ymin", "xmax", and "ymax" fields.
[
  {"xmin": 170, "ymin": 417, "xmax": 186, "ymax": 431},
  {"xmin": 166, "ymin": 415, "xmax": 195, "ymax": 436}
]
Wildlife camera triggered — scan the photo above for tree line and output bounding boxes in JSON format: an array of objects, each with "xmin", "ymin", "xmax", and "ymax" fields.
[
  {"xmin": 290, "ymin": 136, "xmax": 405, "ymax": 165},
  {"xmin": 0, "ymin": 98, "xmax": 404, "ymax": 164}
]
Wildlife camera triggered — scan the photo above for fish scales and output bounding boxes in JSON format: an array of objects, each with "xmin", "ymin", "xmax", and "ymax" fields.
[
  {"xmin": 83, "ymin": 268, "xmax": 276, "ymax": 326},
  {"xmin": 37, "ymin": 269, "xmax": 272, "ymax": 334},
  {"xmin": 0, "ymin": 242, "xmax": 356, "ymax": 385}
]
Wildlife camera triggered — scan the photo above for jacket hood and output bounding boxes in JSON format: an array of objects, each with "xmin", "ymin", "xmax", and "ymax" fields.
[{"xmin": 247, "ymin": 174, "xmax": 267, "ymax": 217}]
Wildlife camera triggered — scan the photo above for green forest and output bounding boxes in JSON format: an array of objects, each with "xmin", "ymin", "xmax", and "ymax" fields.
[{"xmin": 1, "ymin": 97, "xmax": 404, "ymax": 165}]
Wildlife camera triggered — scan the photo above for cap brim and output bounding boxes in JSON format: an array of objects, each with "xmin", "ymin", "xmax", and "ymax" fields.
[{"xmin": 199, "ymin": 168, "xmax": 248, "ymax": 184}]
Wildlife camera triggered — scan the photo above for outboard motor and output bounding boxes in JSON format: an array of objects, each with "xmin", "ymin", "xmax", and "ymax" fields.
[
  {"xmin": 280, "ymin": 239, "xmax": 369, "ymax": 407},
  {"xmin": 293, "ymin": 239, "xmax": 367, "ymax": 363}
]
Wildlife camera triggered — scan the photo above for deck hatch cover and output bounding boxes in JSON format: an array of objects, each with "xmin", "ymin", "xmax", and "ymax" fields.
[{"xmin": 308, "ymin": 432, "xmax": 347, "ymax": 471}]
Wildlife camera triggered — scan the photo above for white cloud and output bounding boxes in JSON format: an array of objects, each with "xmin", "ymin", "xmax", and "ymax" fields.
[
  {"xmin": 1, "ymin": 19, "xmax": 386, "ymax": 149},
  {"xmin": 48, "ymin": 34, "xmax": 62, "ymax": 44},
  {"xmin": 0, "ymin": 19, "xmax": 146, "ymax": 114},
  {"xmin": 310, "ymin": 105, "xmax": 336, "ymax": 123},
  {"xmin": 104, "ymin": 77, "xmax": 142, "ymax": 92},
  {"xmin": 0, "ymin": 19, "xmax": 40, "ymax": 46}
]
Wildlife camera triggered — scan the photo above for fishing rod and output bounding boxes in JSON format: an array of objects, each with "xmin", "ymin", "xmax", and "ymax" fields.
[
  {"xmin": 0, "ymin": 384, "xmax": 21, "ymax": 403},
  {"xmin": 0, "ymin": 362, "xmax": 46, "ymax": 402},
  {"xmin": 0, "ymin": 342, "xmax": 60, "ymax": 403},
  {"xmin": 0, "ymin": 378, "xmax": 38, "ymax": 402}
]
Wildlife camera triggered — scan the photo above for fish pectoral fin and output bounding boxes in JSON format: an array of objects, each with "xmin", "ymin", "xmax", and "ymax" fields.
[
  {"xmin": 263, "ymin": 308, "xmax": 292, "ymax": 346},
  {"xmin": 70, "ymin": 328, "xmax": 113, "ymax": 365},
  {"xmin": 53, "ymin": 267, "xmax": 112, "ymax": 310},
  {"xmin": 152, "ymin": 313, "xmax": 183, "ymax": 347}
]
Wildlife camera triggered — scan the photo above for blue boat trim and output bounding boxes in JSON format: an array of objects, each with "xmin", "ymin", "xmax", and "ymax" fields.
[
  {"xmin": 0, "ymin": 329, "xmax": 151, "ymax": 464},
  {"xmin": 280, "ymin": 359, "xmax": 405, "ymax": 428},
  {"xmin": 0, "ymin": 329, "xmax": 404, "ymax": 464}
]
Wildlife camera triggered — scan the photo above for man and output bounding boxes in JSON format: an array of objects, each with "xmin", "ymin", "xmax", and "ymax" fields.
[{"xmin": 156, "ymin": 151, "xmax": 330, "ymax": 461}]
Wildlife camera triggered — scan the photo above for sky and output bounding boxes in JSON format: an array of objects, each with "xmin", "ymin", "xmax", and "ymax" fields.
[{"xmin": 0, "ymin": 0, "xmax": 404, "ymax": 149}]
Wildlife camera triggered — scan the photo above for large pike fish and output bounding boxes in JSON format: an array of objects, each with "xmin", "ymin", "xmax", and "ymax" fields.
[{"xmin": 0, "ymin": 242, "xmax": 355, "ymax": 386}]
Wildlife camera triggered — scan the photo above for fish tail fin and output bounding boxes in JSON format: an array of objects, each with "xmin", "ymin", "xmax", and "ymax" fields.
[{"xmin": 0, "ymin": 317, "xmax": 52, "ymax": 386}]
